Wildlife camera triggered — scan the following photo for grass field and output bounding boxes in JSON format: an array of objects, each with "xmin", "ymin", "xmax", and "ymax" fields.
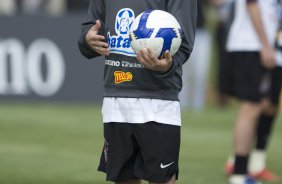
[{"xmin": 0, "ymin": 103, "xmax": 281, "ymax": 184}]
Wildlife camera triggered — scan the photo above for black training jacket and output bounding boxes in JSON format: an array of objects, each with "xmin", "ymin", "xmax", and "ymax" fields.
[{"xmin": 78, "ymin": 0, "xmax": 197, "ymax": 101}]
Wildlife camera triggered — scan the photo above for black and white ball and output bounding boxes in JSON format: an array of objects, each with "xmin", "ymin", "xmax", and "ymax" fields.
[{"xmin": 129, "ymin": 10, "xmax": 182, "ymax": 59}]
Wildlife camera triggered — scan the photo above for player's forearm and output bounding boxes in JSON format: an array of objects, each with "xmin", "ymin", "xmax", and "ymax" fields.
[
  {"xmin": 167, "ymin": 0, "xmax": 197, "ymax": 63},
  {"xmin": 247, "ymin": 1, "xmax": 271, "ymax": 47},
  {"xmin": 152, "ymin": 0, "xmax": 196, "ymax": 78}
]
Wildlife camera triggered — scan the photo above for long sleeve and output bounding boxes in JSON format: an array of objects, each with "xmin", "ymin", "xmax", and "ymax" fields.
[
  {"xmin": 156, "ymin": 0, "xmax": 197, "ymax": 78},
  {"xmin": 169, "ymin": 0, "xmax": 197, "ymax": 65},
  {"xmin": 78, "ymin": 0, "xmax": 106, "ymax": 59}
]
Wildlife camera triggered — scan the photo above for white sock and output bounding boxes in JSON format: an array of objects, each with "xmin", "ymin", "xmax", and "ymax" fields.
[
  {"xmin": 229, "ymin": 175, "xmax": 246, "ymax": 184},
  {"xmin": 248, "ymin": 150, "xmax": 266, "ymax": 174}
]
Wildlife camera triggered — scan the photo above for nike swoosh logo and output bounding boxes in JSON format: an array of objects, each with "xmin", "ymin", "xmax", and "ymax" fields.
[{"xmin": 160, "ymin": 162, "xmax": 174, "ymax": 169}]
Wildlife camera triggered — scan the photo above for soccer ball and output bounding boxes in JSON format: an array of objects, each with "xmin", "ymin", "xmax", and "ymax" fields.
[{"xmin": 129, "ymin": 10, "xmax": 182, "ymax": 59}]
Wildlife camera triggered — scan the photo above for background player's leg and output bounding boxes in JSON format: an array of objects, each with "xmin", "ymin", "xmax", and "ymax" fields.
[
  {"xmin": 229, "ymin": 101, "xmax": 262, "ymax": 183},
  {"xmin": 249, "ymin": 67, "xmax": 282, "ymax": 182},
  {"xmin": 234, "ymin": 102, "xmax": 261, "ymax": 156},
  {"xmin": 249, "ymin": 101, "xmax": 280, "ymax": 182}
]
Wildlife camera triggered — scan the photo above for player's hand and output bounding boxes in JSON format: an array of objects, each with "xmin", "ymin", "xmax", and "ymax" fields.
[
  {"xmin": 136, "ymin": 48, "xmax": 173, "ymax": 73},
  {"xmin": 86, "ymin": 20, "xmax": 109, "ymax": 56},
  {"xmin": 260, "ymin": 45, "xmax": 275, "ymax": 69}
]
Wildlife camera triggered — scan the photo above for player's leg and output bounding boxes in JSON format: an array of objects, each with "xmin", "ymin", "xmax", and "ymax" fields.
[
  {"xmin": 234, "ymin": 102, "xmax": 261, "ymax": 155},
  {"xmin": 228, "ymin": 52, "xmax": 264, "ymax": 184},
  {"xmin": 225, "ymin": 99, "xmax": 280, "ymax": 181},
  {"xmin": 232, "ymin": 101, "xmax": 262, "ymax": 169},
  {"xmin": 249, "ymin": 67, "xmax": 282, "ymax": 182},
  {"xmin": 248, "ymin": 102, "xmax": 279, "ymax": 182},
  {"xmin": 229, "ymin": 102, "xmax": 263, "ymax": 184},
  {"xmin": 250, "ymin": 99, "xmax": 277, "ymax": 173}
]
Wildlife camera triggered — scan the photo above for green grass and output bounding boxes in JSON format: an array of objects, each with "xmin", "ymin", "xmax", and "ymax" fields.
[{"xmin": 0, "ymin": 103, "xmax": 281, "ymax": 184}]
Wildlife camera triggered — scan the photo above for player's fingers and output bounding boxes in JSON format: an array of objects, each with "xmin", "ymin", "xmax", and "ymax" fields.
[
  {"xmin": 89, "ymin": 39, "xmax": 107, "ymax": 49},
  {"xmin": 147, "ymin": 48, "xmax": 159, "ymax": 64},
  {"xmin": 91, "ymin": 20, "xmax": 101, "ymax": 32},
  {"xmin": 96, "ymin": 20, "xmax": 101, "ymax": 29},
  {"xmin": 264, "ymin": 54, "xmax": 274, "ymax": 69},
  {"xmin": 88, "ymin": 36, "xmax": 106, "ymax": 49},
  {"xmin": 140, "ymin": 49, "xmax": 151, "ymax": 64},
  {"xmin": 89, "ymin": 35, "xmax": 105, "ymax": 42},
  {"xmin": 164, "ymin": 50, "xmax": 172, "ymax": 63},
  {"xmin": 136, "ymin": 52, "xmax": 147, "ymax": 66},
  {"xmin": 95, "ymin": 46, "xmax": 109, "ymax": 55},
  {"xmin": 96, "ymin": 41, "xmax": 109, "ymax": 48},
  {"xmin": 89, "ymin": 40, "xmax": 108, "ymax": 48},
  {"xmin": 261, "ymin": 53, "xmax": 269, "ymax": 68},
  {"xmin": 96, "ymin": 47, "xmax": 110, "ymax": 53},
  {"xmin": 97, "ymin": 52, "xmax": 109, "ymax": 56},
  {"xmin": 87, "ymin": 22, "xmax": 101, "ymax": 42}
]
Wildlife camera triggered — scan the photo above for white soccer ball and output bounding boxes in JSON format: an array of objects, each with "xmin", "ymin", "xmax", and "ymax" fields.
[{"xmin": 129, "ymin": 10, "xmax": 182, "ymax": 59}]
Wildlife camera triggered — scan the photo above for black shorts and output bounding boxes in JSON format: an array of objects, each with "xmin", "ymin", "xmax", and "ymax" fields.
[
  {"xmin": 266, "ymin": 66, "xmax": 282, "ymax": 105},
  {"xmin": 98, "ymin": 122, "xmax": 180, "ymax": 183},
  {"xmin": 222, "ymin": 52, "xmax": 266, "ymax": 102}
]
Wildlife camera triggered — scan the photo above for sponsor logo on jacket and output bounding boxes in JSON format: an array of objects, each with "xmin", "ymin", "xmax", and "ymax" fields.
[
  {"xmin": 114, "ymin": 71, "xmax": 133, "ymax": 84},
  {"xmin": 107, "ymin": 8, "xmax": 136, "ymax": 57}
]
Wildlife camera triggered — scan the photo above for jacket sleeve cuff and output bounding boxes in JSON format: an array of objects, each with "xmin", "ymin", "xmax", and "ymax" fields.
[
  {"xmin": 153, "ymin": 59, "xmax": 178, "ymax": 79},
  {"xmin": 154, "ymin": 51, "xmax": 191, "ymax": 78}
]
